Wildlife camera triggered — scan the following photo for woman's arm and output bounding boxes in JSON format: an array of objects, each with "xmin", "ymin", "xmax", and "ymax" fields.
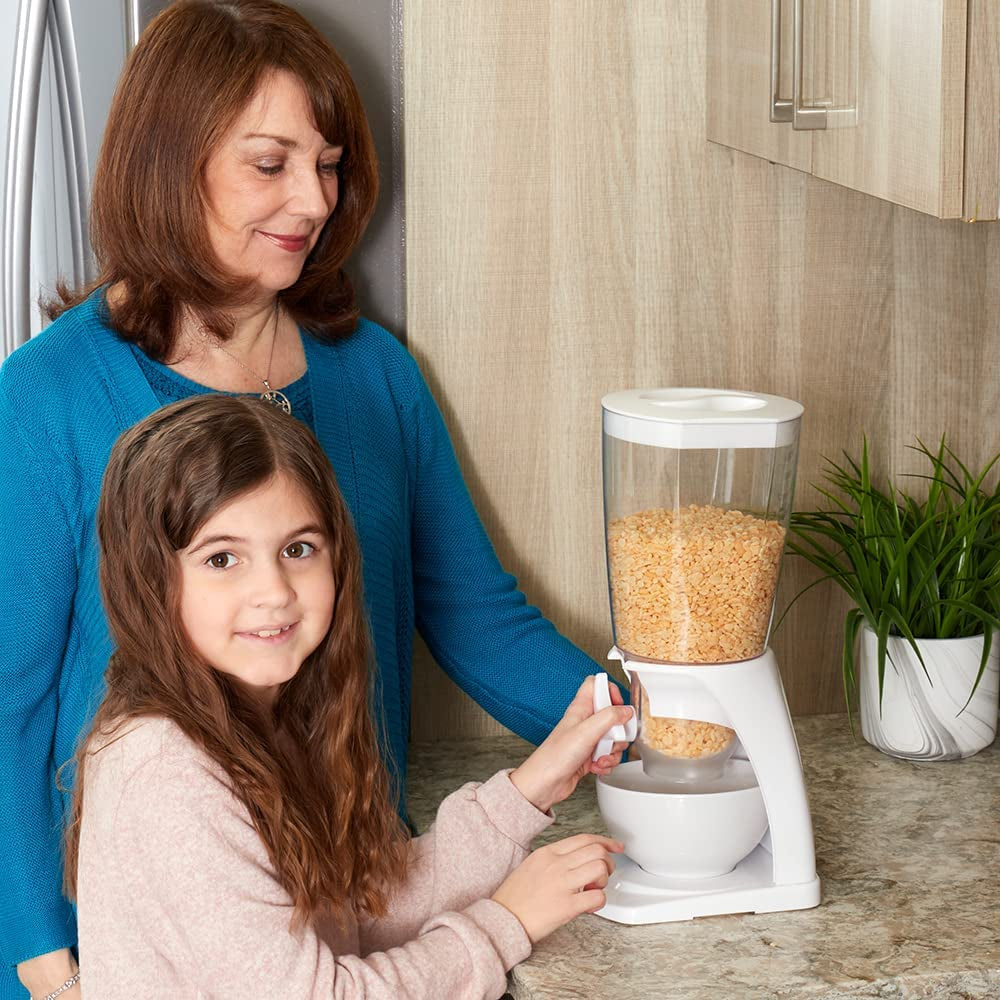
[
  {"xmin": 16, "ymin": 949, "xmax": 80, "ymax": 1000},
  {"xmin": 0, "ymin": 390, "xmax": 81, "ymax": 974},
  {"xmin": 408, "ymin": 375, "xmax": 608, "ymax": 744}
]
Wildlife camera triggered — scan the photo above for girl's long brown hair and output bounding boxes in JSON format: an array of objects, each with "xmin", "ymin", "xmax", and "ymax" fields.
[
  {"xmin": 46, "ymin": 0, "xmax": 379, "ymax": 357},
  {"xmin": 64, "ymin": 395, "xmax": 408, "ymax": 927}
]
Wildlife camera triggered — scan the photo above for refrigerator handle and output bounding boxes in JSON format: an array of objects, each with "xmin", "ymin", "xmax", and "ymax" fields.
[
  {"xmin": 50, "ymin": 0, "xmax": 92, "ymax": 285},
  {"xmin": 125, "ymin": 0, "xmax": 142, "ymax": 49},
  {"xmin": 3, "ymin": 0, "xmax": 48, "ymax": 358}
]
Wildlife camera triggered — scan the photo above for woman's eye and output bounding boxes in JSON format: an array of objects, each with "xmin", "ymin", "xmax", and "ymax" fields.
[
  {"xmin": 255, "ymin": 163, "xmax": 283, "ymax": 176},
  {"xmin": 318, "ymin": 160, "xmax": 341, "ymax": 176},
  {"xmin": 283, "ymin": 541, "xmax": 316, "ymax": 560},
  {"xmin": 206, "ymin": 552, "xmax": 237, "ymax": 570}
]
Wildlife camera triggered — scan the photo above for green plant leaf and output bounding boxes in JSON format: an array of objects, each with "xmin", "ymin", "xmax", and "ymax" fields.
[
  {"xmin": 962, "ymin": 623, "xmax": 994, "ymax": 711},
  {"xmin": 842, "ymin": 608, "xmax": 865, "ymax": 736},
  {"xmin": 786, "ymin": 436, "xmax": 1000, "ymax": 711},
  {"xmin": 881, "ymin": 604, "xmax": 929, "ymax": 684}
]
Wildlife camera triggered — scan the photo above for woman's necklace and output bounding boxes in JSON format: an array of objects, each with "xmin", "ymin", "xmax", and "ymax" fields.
[{"xmin": 213, "ymin": 304, "xmax": 292, "ymax": 415}]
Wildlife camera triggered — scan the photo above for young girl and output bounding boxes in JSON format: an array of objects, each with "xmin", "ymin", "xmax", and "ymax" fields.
[{"xmin": 66, "ymin": 395, "xmax": 631, "ymax": 1000}]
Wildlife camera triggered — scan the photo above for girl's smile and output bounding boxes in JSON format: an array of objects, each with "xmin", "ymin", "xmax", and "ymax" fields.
[{"xmin": 237, "ymin": 622, "xmax": 299, "ymax": 642}]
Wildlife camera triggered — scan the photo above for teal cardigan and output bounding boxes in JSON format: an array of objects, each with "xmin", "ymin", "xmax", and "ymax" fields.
[{"xmin": 0, "ymin": 291, "xmax": 597, "ymax": 977}]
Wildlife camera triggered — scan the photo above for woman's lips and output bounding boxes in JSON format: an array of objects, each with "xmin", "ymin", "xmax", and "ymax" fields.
[{"xmin": 259, "ymin": 231, "xmax": 309, "ymax": 252}]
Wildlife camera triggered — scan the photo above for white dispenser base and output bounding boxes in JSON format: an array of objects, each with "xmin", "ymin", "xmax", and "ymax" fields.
[
  {"xmin": 595, "ymin": 648, "xmax": 821, "ymax": 925},
  {"xmin": 598, "ymin": 846, "xmax": 821, "ymax": 925}
]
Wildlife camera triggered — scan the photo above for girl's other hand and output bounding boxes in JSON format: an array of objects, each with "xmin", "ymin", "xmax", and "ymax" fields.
[
  {"xmin": 492, "ymin": 834, "xmax": 623, "ymax": 943},
  {"xmin": 509, "ymin": 676, "xmax": 632, "ymax": 813}
]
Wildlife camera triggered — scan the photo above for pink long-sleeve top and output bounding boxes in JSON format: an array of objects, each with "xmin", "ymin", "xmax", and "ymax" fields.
[{"xmin": 76, "ymin": 716, "xmax": 553, "ymax": 999}]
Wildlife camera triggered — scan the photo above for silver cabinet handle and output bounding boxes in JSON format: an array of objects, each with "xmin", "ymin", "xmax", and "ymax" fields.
[
  {"xmin": 770, "ymin": 0, "xmax": 792, "ymax": 123},
  {"xmin": 792, "ymin": 0, "xmax": 858, "ymax": 130},
  {"xmin": 3, "ymin": 0, "xmax": 48, "ymax": 358}
]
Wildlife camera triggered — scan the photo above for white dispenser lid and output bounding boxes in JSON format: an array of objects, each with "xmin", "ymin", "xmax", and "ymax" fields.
[{"xmin": 602, "ymin": 388, "xmax": 803, "ymax": 449}]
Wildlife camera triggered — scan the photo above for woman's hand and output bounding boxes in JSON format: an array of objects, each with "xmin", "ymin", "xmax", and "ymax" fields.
[
  {"xmin": 492, "ymin": 833, "xmax": 623, "ymax": 943},
  {"xmin": 16, "ymin": 948, "xmax": 80, "ymax": 1000},
  {"xmin": 509, "ymin": 676, "xmax": 632, "ymax": 813}
]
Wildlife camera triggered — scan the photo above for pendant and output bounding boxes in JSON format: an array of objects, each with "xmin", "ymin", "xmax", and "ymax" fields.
[{"xmin": 261, "ymin": 388, "xmax": 292, "ymax": 415}]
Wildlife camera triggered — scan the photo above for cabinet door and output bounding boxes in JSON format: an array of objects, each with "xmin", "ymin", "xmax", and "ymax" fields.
[
  {"xmin": 706, "ymin": 0, "xmax": 813, "ymax": 172},
  {"xmin": 810, "ymin": 0, "xmax": 967, "ymax": 217},
  {"xmin": 962, "ymin": 0, "xmax": 1000, "ymax": 220}
]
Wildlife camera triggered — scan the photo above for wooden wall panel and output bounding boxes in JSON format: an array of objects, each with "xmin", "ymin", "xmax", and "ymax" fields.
[
  {"xmin": 403, "ymin": 2, "xmax": 554, "ymax": 738},
  {"xmin": 404, "ymin": 1, "xmax": 1000, "ymax": 740}
]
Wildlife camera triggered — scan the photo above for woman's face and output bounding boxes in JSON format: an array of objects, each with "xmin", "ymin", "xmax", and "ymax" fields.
[
  {"xmin": 202, "ymin": 69, "xmax": 343, "ymax": 298},
  {"xmin": 178, "ymin": 473, "xmax": 336, "ymax": 704}
]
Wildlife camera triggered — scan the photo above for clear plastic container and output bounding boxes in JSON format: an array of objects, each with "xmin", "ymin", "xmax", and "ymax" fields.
[{"xmin": 602, "ymin": 389, "xmax": 802, "ymax": 780}]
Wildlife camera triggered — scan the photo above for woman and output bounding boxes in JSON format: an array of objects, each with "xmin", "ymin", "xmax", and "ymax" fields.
[{"xmin": 0, "ymin": 2, "xmax": 608, "ymax": 998}]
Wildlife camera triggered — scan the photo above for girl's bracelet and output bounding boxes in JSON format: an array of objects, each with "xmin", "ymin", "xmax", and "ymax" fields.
[{"xmin": 37, "ymin": 972, "xmax": 80, "ymax": 1000}]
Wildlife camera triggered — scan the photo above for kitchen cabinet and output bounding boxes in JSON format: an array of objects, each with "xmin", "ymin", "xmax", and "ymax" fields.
[{"xmin": 707, "ymin": 1, "xmax": 1000, "ymax": 220}]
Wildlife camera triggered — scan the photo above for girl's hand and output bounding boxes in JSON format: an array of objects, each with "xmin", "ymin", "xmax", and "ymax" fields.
[
  {"xmin": 509, "ymin": 677, "xmax": 632, "ymax": 813},
  {"xmin": 492, "ymin": 834, "xmax": 623, "ymax": 943}
]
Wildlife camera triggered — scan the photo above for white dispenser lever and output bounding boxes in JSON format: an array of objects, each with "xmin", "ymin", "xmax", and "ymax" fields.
[{"xmin": 592, "ymin": 672, "xmax": 637, "ymax": 761}]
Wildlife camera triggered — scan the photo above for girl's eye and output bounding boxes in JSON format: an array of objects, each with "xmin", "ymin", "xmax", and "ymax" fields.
[
  {"xmin": 283, "ymin": 541, "xmax": 316, "ymax": 560},
  {"xmin": 206, "ymin": 552, "xmax": 237, "ymax": 570}
]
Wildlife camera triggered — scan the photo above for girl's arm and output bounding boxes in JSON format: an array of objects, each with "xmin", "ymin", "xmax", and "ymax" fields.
[
  {"xmin": 97, "ymin": 747, "xmax": 534, "ymax": 1000},
  {"xmin": 359, "ymin": 769, "xmax": 551, "ymax": 955},
  {"xmin": 0, "ymin": 390, "xmax": 80, "ymax": 976},
  {"xmin": 362, "ymin": 678, "xmax": 632, "ymax": 953}
]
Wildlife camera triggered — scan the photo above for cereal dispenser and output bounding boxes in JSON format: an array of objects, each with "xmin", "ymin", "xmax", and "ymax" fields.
[{"xmin": 593, "ymin": 389, "xmax": 821, "ymax": 923}]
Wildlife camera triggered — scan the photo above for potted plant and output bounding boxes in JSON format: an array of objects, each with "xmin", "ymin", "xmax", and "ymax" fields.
[{"xmin": 784, "ymin": 438, "xmax": 1000, "ymax": 760}]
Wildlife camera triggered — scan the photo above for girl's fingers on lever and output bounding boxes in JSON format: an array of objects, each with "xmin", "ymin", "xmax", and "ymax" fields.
[
  {"xmin": 585, "ymin": 704, "xmax": 633, "ymax": 752},
  {"xmin": 591, "ymin": 756, "xmax": 616, "ymax": 773},
  {"xmin": 592, "ymin": 704, "xmax": 633, "ymax": 732}
]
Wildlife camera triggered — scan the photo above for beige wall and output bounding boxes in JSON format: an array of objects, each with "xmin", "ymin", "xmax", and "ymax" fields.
[{"xmin": 404, "ymin": 1, "xmax": 1000, "ymax": 740}]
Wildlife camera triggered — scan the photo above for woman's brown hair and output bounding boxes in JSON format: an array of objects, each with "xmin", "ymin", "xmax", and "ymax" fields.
[
  {"xmin": 46, "ymin": 0, "xmax": 379, "ymax": 357},
  {"xmin": 63, "ymin": 395, "xmax": 408, "ymax": 928}
]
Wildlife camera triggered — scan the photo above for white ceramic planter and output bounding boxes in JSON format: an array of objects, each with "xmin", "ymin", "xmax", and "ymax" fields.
[{"xmin": 858, "ymin": 627, "xmax": 1000, "ymax": 760}]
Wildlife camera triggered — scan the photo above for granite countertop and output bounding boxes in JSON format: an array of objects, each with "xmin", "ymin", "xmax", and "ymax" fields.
[{"xmin": 406, "ymin": 715, "xmax": 1000, "ymax": 1000}]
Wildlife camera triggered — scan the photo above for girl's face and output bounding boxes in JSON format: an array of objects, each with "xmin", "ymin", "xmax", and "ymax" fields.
[
  {"xmin": 202, "ymin": 69, "xmax": 342, "ymax": 299},
  {"xmin": 178, "ymin": 473, "xmax": 335, "ymax": 704}
]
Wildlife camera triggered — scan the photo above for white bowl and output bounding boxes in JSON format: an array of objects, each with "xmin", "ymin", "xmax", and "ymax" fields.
[{"xmin": 596, "ymin": 759, "xmax": 768, "ymax": 879}]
